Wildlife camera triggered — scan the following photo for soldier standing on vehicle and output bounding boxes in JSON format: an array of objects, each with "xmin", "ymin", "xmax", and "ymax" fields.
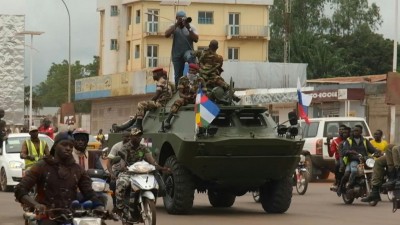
[
  {"xmin": 164, "ymin": 63, "xmax": 207, "ymax": 129},
  {"xmin": 130, "ymin": 68, "xmax": 174, "ymax": 132},
  {"xmin": 20, "ymin": 126, "xmax": 50, "ymax": 170}
]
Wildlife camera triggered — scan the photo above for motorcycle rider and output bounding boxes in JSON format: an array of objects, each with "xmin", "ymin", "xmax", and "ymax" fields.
[
  {"xmin": 114, "ymin": 128, "xmax": 169, "ymax": 221},
  {"xmin": 72, "ymin": 128, "xmax": 104, "ymax": 170},
  {"xmin": 328, "ymin": 124, "xmax": 347, "ymax": 191},
  {"xmin": 341, "ymin": 125, "xmax": 380, "ymax": 189},
  {"xmin": 20, "ymin": 126, "xmax": 50, "ymax": 170},
  {"xmin": 106, "ymin": 130, "xmax": 131, "ymax": 212},
  {"xmin": 14, "ymin": 131, "xmax": 105, "ymax": 225},
  {"xmin": 362, "ymin": 144, "xmax": 400, "ymax": 202}
]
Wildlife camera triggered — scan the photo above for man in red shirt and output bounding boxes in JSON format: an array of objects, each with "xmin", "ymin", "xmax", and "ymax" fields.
[
  {"xmin": 328, "ymin": 124, "xmax": 347, "ymax": 191},
  {"xmin": 38, "ymin": 118, "xmax": 54, "ymax": 139}
]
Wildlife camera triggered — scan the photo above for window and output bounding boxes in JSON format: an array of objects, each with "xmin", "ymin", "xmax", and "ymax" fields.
[
  {"xmin": 111, "ymin": 5, "xmax": 119, "ymax": 16},
  {"xmin": 303, "ymin": 122, "xmax": 319, "ymax": 138},
  {"xmin": 238, "ymin": 113, "xmax": 266, "ymax": 127},
  {"xmin": 135, "ymin": 45, "xmax": 140, "ymax": 58},
  {"xmin": 147, "ymin": 45, "xmax": 158, "ymax": 67},
  {"xmin": 110, "ymin": 39, "xmax": 118, "ymax": 50},
  {"xmin": 211, "ymin": 113, "xmax": 233, "ymax": 127},
  {"xmin": 126, "ymin": 41, "xmax": 131, "ymax": 62},
  {"xmin": 323, "ymin": 121, "xmax": 370, "ymax": 137},
  {"xmin": 229, "ymin": 13, "xmax": 240, "ymax": 35},
  {"xmin": 228, "ymin": 48, "xmax": 239, "ymax": 60},
  {"xmin": 147, "ymin": 9, "xmax": 159, "ymax": 33},
  {"xmin": 136, "ymin": 10, "xmax": 140, "ymax": 24},
  {"xmin": 198, "ymin": 11, "xmax": 213, "ymax": 24},
  {"xmin": 127, "ymin": 6, "xmax": 132, "ymax": 28}
]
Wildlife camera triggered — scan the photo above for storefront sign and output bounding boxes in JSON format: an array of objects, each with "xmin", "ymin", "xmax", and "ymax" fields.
[{"xmin": 304, "ymin": 88, "xmax": 364, "ymax": 103}]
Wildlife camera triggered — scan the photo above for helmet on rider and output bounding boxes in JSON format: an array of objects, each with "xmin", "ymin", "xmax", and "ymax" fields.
[{"xmin": 72, "ymin": 128, "xmax": 89, "ymax": 152}]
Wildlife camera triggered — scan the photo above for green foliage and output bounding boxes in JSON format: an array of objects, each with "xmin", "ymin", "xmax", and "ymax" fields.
[
  {"xmin": 269, "ymin": 0, "xmax": 398, "ymax": 78},
  {"xmin": 35, "ymin": 56, "xmax": 99, "ymax": 113}
]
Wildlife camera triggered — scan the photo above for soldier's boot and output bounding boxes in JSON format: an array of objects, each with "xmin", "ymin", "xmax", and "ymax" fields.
[
  {"xmin": 361, "ymin": 185, "xmax": 382, "ymax": 202},
  {"xmin": 113, "ymin": 117, "xmax": 136, "ymax": 132},
  {"xmin": 382, "ymin": 169, "xmax": 397, "ymax": 190},
  {"xmin": 164, "ymin": 113, "xmax": 174, "ymax": 130},
  {"xmin": 132, "ymin": 118, "xmax": 143, "ymax": 132}
]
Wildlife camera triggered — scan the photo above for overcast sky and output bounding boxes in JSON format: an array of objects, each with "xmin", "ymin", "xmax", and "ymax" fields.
[{"xmin": 0, "ymin": 0, "xmax": 398, "ymax": 85}]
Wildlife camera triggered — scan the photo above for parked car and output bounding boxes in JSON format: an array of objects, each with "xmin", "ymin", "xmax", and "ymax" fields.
[
  {"xmin": 301, "ymin": 117, "xmax": 372, "ymax": 181},
  {"xmin": 0, "ymin": 133, "xmax": 53, "ymax": 192}
]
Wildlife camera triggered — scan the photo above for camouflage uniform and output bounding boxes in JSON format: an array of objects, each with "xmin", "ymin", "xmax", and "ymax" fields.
[
  {"xmin": 115, "ymin": 142, "xmax": 151, "ymax": 210},
  {"xmin": 136, "ymin": 77, "xmax": 173, "ymax": 119},
  {"xmin": 170, "ymin": 75, "xmax": 207, "ymax": 113},
  {"xmin": 193, "ymin": 49, "xmax": 229, "ymax": 92}
]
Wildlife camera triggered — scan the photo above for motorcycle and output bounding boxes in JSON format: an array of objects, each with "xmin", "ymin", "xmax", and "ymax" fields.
[
  {"xmin": 118, "ymin": 160, "xmax": 158, "ymax": 225},
  {"xmin": 87, "ymin": 168, "xmax": 111, "ymax": 207},
  {"xmin": 252, "ymin": 154, "xmax": 308, "ymax": 202},
  {"xmin": 339, "ymin": 154, "xmax": 378, "ymax": 206},
  {"xmin": 293, "ymin": 154, "xmax": 309, "ymax": 195},
  {"xmin": 23, "ymin": 200, "xmax": 115, "ymax": 225}
]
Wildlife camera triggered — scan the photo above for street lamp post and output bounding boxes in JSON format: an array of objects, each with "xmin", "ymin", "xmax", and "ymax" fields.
[
  {"xmin": 61, "ymin": 0, "xmax": 72, "ymax": 103},
  {"xmin": 16, "ymin": 31, "xmax": 44, "ymax": 127}
]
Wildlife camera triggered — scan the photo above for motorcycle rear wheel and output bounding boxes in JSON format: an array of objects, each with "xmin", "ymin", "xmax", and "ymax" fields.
[
  {"xmin": 142, "ymin": 198, "xmax": 156, "ymax": 225},
  {"xmin": 296, "ymin": 171, "xmax": 309, "ymax": 195},
  {"xmin": 342, "ymin": 191, "xmax": 355, "ymax": 204}
]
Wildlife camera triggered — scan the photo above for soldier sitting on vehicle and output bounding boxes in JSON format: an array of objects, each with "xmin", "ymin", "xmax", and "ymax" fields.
[
  {"xmin": 163, "ymin": 63, "xmax": 207, "ymax": 129},
  {"xmin": 113, "ymin": 68, "xmax": 174, "ymax": 133}
]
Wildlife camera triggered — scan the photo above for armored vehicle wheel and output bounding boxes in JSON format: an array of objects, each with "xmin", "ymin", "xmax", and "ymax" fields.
[
  {"xmin": 163, "ymin": 156, "xmax": 195, "ymax": 214},
  {"xmin": 208, "ymin": 191, "xmax": 236, "ymax": 207},
  {"xmin": 259, "ymin": 177, "xmax": 292, "ymax": 213}
]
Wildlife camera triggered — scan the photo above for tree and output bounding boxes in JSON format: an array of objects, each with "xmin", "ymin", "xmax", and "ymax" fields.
[
  {"xmin": 35, "ymin": 56, "xmax": 100, "ymax": 113},
  {"xmin": 268, "ymin": 0, "xmax": 397, "ymax": 78}
]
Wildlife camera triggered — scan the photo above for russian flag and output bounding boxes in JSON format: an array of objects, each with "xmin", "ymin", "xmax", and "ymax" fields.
[
  {"xmin": 195, "ymin": 86, "xmax": 220, "ymax": 127},
  {"xmin": 297, "ymin": 77, "xmax": 312, "ymax": 125}
]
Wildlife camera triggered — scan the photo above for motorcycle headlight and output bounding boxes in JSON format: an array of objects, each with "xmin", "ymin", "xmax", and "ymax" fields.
[
  {"xmin": 128, "ymin": 161, "xmax": 155, "ymax": 173},
  {"xmin": 9, "ymin": 161, "xmax": 24, "ymax": 169},
  {"xmin": 73, "ymin": 217, "xmax": 102, "ymax": 225},
  {"xmin": 91, "ymin": 179, "xmax": 106, "ymax": 192},
  {"xmin": 365, "ymin": 158, "xmax": 375, "ymax": 168}
]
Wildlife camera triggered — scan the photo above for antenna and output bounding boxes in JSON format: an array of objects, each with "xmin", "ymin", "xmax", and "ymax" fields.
[{"xmin": 283, "ymin": 0, "xmax": 291, "ymax": 88}]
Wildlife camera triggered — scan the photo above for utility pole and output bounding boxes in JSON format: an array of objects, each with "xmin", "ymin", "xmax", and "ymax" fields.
[{"xmin": 283, "ymin": 0, "xmax": 291, "ymax": 88}]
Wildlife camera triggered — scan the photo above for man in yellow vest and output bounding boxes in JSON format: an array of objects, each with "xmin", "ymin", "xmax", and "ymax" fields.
[{"xmin": 20, "ymin": 126, "xmax": 50, "ymax": 170}]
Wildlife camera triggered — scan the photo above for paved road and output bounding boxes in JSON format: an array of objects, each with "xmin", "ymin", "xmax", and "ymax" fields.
[{"xmin": 1, "ymin": 181, "xmax": 399, "ymax": 225}]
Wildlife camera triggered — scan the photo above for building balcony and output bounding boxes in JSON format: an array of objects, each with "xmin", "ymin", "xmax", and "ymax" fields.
[
  {"xmin": 144, "ymin": 22, "xmax": 172, "ymax": 36},
  {"xmin": 225, "ymin": 25, "xmax": 270, "ymax": 39}
]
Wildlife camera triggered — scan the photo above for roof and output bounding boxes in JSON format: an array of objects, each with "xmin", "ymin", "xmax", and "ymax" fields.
[{"xmin": 307, "ymin": 74, "xmax": 387, "ymax": 84}]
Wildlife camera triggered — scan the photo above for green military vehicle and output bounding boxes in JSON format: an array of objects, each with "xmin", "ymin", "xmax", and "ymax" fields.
[{"xmin": 108, "ymin": 94, "xmax": 304, "ymax": 215}]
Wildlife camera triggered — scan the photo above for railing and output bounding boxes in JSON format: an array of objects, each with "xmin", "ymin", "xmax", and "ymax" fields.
[{"xmin": 225, "ymin": 25, "xmax": 269, "ymax": 38}]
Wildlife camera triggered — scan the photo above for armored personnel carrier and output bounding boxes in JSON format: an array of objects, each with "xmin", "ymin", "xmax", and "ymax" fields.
[{"xmin": 108, "ymin": 93, "xmax": 304, "ymax": 215}]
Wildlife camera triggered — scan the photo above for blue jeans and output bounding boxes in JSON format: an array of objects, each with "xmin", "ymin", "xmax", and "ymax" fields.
[{"xmin": 345, "ymin": 160, "xmax": 359, "ymax": 186}]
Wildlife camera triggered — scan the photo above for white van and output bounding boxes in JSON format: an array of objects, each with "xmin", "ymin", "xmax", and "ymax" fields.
[{"xmin": 301, "ymin": 117, "xmax": 372, "ymax": 181}]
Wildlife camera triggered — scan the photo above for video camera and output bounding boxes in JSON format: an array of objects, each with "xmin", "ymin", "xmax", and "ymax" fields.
[{"xmin": 182, "ymin": 17, "xmax": 192, "ymax": 24}]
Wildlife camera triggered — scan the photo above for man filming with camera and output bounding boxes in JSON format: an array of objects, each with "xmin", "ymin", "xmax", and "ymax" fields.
[{"xmin": 165, "ymin": 10, "xmax": 199, "ymax": 87}]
